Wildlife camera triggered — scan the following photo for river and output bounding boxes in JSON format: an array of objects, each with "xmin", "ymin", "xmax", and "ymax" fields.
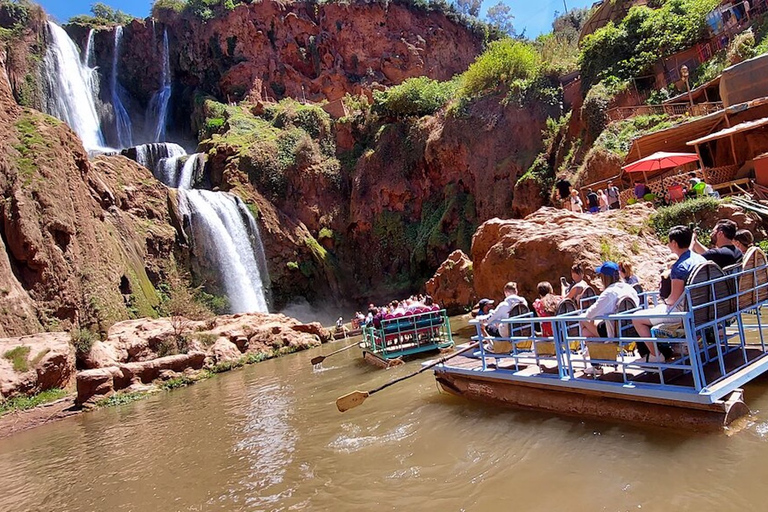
[{"xmin": 2, "ymin": 316, "xmax": 768, "ymax": 511}]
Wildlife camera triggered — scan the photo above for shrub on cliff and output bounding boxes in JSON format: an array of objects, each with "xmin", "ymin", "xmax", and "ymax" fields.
[
  {"xmin": 458, "ymin": 38, "xmax": 539, "ymax": 99},
  {"xmin": 649, "ymin": 196, "xmax": 720, "ymax": 242},
  {"xmin": 372, "ymin": 77, "xmax": 457, "ymax": 118}
]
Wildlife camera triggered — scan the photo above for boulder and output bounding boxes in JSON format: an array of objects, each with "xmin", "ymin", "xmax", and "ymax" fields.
[
  {"xmin": 472, "ymin": 205, "xmax": 669, "ymax": 301},
  {"xmin": 425, "ymin": 250, "xmax": 475, "ymax": 315},
  {"xmin": 75, "ymin": 366, "xmax": 123, "ymax": 405},
  {"xmin": 119, "ymin": 352, "xmax": 206, "ymax": 384},
  {"xmin": 290, "ymin": 322, "xmax": 332, "ymax": 342},
  {"xmin": 211, "ymin": 339, "xmax": 242, "ymax": 363},
  {"xmin": 0, "ymin": 333, "xmax": 76, "ymax": 399}
]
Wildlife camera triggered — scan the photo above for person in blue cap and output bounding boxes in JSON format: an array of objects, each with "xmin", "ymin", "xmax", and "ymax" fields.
[{"xmin": 581, "ymin": 261, "xmax": 639, "ymax": 375}]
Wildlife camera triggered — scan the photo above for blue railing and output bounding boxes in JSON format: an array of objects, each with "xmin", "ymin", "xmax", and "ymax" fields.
[{"xmin": 467, "ymin": 261, "xmax": 768, "ymax": 403}]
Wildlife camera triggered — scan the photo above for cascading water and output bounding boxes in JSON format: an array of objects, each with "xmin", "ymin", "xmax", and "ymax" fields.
[
  {"xmin": 83, "ymin": 29, "xmax": 95, "ymax": 66},
  {"xmin": 111, "ymin": 26, "xmax": 134, "ymax": 148},
  {"xmin": 146, "ymin": 29, "xmax": 171, "ymax": 143},
  {"xmin": 42, "ymin": 21, "xmax": 105, "ymax": 150},
  {"xmin": 178, "ymin": 189, "xmax": 270, "ymax": 313},
  {"xmin": 133, "ymin": 142, "xmax": 186, "ymax": 175}
]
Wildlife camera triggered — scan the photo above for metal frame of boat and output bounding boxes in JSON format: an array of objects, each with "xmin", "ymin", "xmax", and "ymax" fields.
[
  {"xmin": 433, "ymin": 253, "xmax": 768, "ymax": 431},
  {"xmin": 362, "ymin": 309, "xmax": 454, "ymax": 367}
]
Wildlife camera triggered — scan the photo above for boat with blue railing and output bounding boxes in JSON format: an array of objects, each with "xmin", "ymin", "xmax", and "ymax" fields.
[
  {"xmin": 362, "ymin": 306, "xmax": 454, "ymax": 367},
  {"xmin": 432, "ymin": 247, "xmax": 768, "ymax": 431}
]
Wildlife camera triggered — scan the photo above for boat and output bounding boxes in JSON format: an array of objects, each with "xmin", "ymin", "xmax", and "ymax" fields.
[
  {"xmin": 332, "ymin": 325, "xmax": 362, "ymax": 340},
  {"xmin": 432, "ymin": 248, "xmax": 768, "ymax": 431},
  {"xmin": 362, "ymin": 307, "xmax": 454, "ymax": 367}
]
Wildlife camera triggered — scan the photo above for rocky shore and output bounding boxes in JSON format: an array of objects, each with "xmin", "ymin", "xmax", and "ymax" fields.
[{"xmin": 0, "ymin": 312, "xmax": 331, "ymax": 436}]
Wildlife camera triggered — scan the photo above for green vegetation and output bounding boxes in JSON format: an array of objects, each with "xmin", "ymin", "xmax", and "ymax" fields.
[
  {"xmin": 648, "ymin": 196, "xmax": 720, "ymax": 241},
  {"xmin": 194, "ymin": 332, "xmax": 218, "ymax": 347},
  {"xmin": 373, "ymin": 77, "xmax": 458, "ymax": 118},
  {"xmin": 159, "ymin": 375, "xmax": 196, "ymax": 390},
  {"xmin": 579, "ymin": 0, "xmax": 720, "ymax": 91},
  {"xmin": 3, "ymin": 345, "xmax": 31, "ymax": 372},
  {"xmin": 70, "ymin": 328, "xmax": 97, "ymax": 356},
  {"xmin": 0, "ymin": 388, "xmax": 67, "ymax": 416},
  {"xmin": 96, "ymin": 391, "xmax": 149, "ymax": 408},
  {"xmin": 286, "ymin": 261, "xmax": 299, "ymax": 270},
  {"xmin": 593, "ymin": 114, "xmax": 675, "ymax": 157},
  {"xmin": 599, "ymin": 237, "xmax": 624, "ymax": 263},
  {"xmin": 458, "ymin": 38, "xmax": 540, "ymax": 99},
  {"xmin": 68, "ymin": 2, "xmax": 135, "ymax": 26}
]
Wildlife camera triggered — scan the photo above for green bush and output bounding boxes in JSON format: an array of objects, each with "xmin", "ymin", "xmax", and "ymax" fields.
[
  {"xmin": 727, "ymin": 28, "xmax": 755, "ymax": 64},
  {"xmin": 372, "ymin": 77, "xmax": 457, "ymax": 118},
  {"xmin": 649, "ymin": 196, "xmax": 720, "ymax": 241},
  {"xmin": 70, "ymin": 328, "xmax": 97, "ymax": 356},
  {"xmin": 458, "ymin": 38, "xmax": 540, "ymax": 99},
  {"xmin": 593, "ymin": 113, "xmax": 673, "ymax": 156},
  {"xmin": 67, "ymin": 2, "xmax": 135, "ymax": 26},
  {"xmin": 581, "ymin": 78, "xmax": 629, "ymax": 140},
  {"xmin": 151, "ymin": 0, "xmax": 186, "ymax": 16}
]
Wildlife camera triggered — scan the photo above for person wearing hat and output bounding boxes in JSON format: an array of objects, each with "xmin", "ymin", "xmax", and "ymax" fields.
[
  {"xmin": 477, "ymin": 282, "xmax": 527, "ymax": 339},
  {"xmin": 472, "ymin": 299, "xmax": 497, "ymax": 333},
  {"xmin": 581, "ymin": 261, "xmax": 639, "ymax": 375}
]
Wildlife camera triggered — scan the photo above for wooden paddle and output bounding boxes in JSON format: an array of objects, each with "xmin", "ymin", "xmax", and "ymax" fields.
[
  {"xmin": 335, "ymin": 342, "xmax": 479, "ymax": 412},
  {"xmin": 310, "ymin": 342, "xmax": 359, "ymax": 366}
]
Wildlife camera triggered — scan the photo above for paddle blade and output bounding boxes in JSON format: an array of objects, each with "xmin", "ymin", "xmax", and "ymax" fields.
[
  {"xmin": 336, "ymin": 390, "xmax": 369, "ymax": 412},
  {"xmin": 310, "ymin": 355, "xmax": 325, "ymax": 366}
]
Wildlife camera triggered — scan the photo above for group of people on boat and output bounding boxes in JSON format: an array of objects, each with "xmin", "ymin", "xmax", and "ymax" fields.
[
  {"xmin": 475, "ymin": 217, "xmax": 756, "ymax": 374},
  {"xmin": 362, "ymin": 295, "xmax": 438, "ymax": 329}
]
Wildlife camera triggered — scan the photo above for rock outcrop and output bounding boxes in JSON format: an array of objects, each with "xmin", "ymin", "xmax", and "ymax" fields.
[
  {"xmin": 0, "ymin": 333, "xmax": 76, "ymax": 398},
  {"xmin": 471, "ymin": 204, "xmax": 670, "ymax": 301},
  {"xmin": 425, "ymin": 250, "xmax": 475, "ymax": 315}
]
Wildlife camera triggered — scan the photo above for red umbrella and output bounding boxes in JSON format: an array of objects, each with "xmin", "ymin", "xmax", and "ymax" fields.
[{"xmin": 622, "ymin": 151, "xmax": 700, "ymax": 173}]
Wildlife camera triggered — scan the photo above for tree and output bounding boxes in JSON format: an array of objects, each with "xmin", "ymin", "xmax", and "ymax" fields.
[
  {"xmin": 89, "ymin": 2, "xmax": 134, "ymax": 24},
  {"xmin": 455, "ymin": 0, "xmax": 483, "ymax": 17},
  {"xmin": 486, "ymin": 2, "xmax": 515, "ymax": 36}
]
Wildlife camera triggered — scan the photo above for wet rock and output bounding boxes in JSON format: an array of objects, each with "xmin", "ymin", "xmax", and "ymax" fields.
[
  {"xmin": 212, "ymin": 339, "xmax": 241, "ymax": 363},
  {"xmin": 425, "ymin": 250, "xmax": 475, "ymax": 316}
]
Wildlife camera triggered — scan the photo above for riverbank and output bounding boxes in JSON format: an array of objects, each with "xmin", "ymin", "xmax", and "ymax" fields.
[{"xmin": 0, "ymin": 312, "xmax": 333, "ymax": 437}]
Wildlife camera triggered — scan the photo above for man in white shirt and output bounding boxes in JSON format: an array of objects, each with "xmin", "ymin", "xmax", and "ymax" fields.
[
  {"xmin": 581, "ymin": 262, "xmax": 639, "ymax": 337},
  {"xmin": 477, "ymin": 282, "xmax": 528, "ymax": 338}
]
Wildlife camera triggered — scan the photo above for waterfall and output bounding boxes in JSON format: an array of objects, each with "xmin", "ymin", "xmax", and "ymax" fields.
[
  {"xmin": 146, "ymin": 29, "xmax": 171, "ymax": 143},
  {"xmin": 111, "ymin": 26, "xmax": 133, "ymax": 148},
  {"xmin": 83, "ymin": 29, "xmax": 95, "ymax": 66},
  {"xmin": 133, "ymin": 142, "xmax": 185, "ymax": 175},
  {"xmin": 42, "ymin": 21, "xmax": 105, "ymax": 150},
  {"xmin": 178, "ymin": 189, "xmax": 270, "ymax": 313},
  {"xmin": 177, "ymin": 153, "xmax": 205, "ymax": 190}
]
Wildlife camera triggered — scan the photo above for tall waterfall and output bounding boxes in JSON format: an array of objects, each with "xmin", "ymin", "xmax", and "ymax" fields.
[
  {"xmin": 111, "ymin": 26, "xmax": 133, "ymax": 148},
  {"xmin": 83, "ymin": 29, "xmax": 95, "ymax": 66},
  {"xmin": 178, "ymin": 190, "xmax": 270, "ymax": 313},
  {"xmin": 42, "ymin": 21, "xmax": 105, "ymax": 150},
  {"xmin": 146, "ymin": 29, "xmax": 171, "ymax": 143},
  {"xmin": 133, "ymin": 142, "xmax": 186, "ymax": 174}
]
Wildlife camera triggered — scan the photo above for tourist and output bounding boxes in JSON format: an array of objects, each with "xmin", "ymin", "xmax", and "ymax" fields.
[
  {"xmin": 598, "ymin": 189, "xmax": 609, "ymax": 212},
  {"xmin": 586, "ymin": 188, "xmax": 600, "ymax": 213},
  {"xmin": 476, "ymin": 282, "xmax": 528, "ymax": 338},
  {"xmin": 532, "ymin": 282, "xmax": 561, "ymax": 337},
  {"xmin": 632, "ymin": 225, "xmax": 706, "ymax": 362},
  {"xmin": 734, "ymin": 229, "xmax": 754, "ymax": 254},
  {"xmin": 570, "ymin": 189, "xmax": 583, "ymax": 213},
  {"xmin": 689, "ymin": 177, "xmax": 718, "ymax": 198},
  {"xmin": 633, "ymin": 181, "xmax": 646, "ymax": 201},
  {"xmin": 581, "ymin": 261, "xmax": 639, "ymax": 375},
  {"xmin": 618, "ymin": 261, "xmax": 639, "ymax": 285},
  {"xmin": 556, "ymin": 176, "xmax": 572, "ymax": 208},
  {"xmin": 690, "ymin": 219, "xmax": 743, "ymax": 268},
  {"xmin": 561, "ymin": 263, "xmax": 590, "ymax": 302},
  {"xmin": 472, "ymin": 298, "xmax": 496, "ymax": 334},
  {"xmin": 606, "ymin": 181, "xmax": 620, "ymax": 209}
]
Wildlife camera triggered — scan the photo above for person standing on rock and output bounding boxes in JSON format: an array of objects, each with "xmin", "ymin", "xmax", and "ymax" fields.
[
  {"xmin": 570, "ymin": 189, "xmax": 583, "ymax": 213},
  {"xmin": 586, "ymin": 188, "xmax": 600, "ymax": 214},
  {"xmin": 598, "ymin": 189, "xmax": 609, "ymax": 212},
  {"xmin": 606, "ymin": 181, "xmax": 620, "ymax": 210}
]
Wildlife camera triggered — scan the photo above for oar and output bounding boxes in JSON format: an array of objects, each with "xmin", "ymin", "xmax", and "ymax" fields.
[
  {"xmin": 335, "ymin": 342, "xmax": 479, "ymax": 412},
  {"xmin": 310, "ymin": 342, "xmax": 359, "ymax": 366}
]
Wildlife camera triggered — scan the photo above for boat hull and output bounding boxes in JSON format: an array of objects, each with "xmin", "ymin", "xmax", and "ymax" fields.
[{"xmin": 434, "ymin": 368, "xmax": 750, "ymax": 432}]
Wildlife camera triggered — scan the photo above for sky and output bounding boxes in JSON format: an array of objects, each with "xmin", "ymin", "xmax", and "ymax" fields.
[{"xmin": 38, "ymin": 0, "xmax": 596, "ymax": 37}]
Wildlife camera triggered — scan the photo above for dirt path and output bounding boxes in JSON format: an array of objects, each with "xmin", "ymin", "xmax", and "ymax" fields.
[{"xmin": 0, "ymin": 397, "xmax": 82, "ymax": 440}]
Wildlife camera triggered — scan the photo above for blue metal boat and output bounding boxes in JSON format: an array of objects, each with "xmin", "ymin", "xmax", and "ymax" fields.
[{"xmin": 433, "ymin": 248, "xmax": 768, "ymax": 431}]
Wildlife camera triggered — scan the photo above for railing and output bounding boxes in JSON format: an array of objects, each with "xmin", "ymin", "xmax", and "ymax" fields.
[
  {"xmin": 363, "ymin": 308, "xmax": 453, "ymax": 359},
  {"xmin": 467, "ymin": 259, "xmax": 768, "ymax": 403},
  {"xmin": 606, "ymin": 102, "xmax": 723, "ymax": 123}
]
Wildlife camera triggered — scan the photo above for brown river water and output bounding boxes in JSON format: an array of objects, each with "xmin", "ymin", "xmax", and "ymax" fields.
[{"xmin": 3, "ymin": 316, "xmax": 768, "ymax": 511}]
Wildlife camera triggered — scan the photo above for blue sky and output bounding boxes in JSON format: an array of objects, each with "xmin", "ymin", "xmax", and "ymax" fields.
[{"xmin": 38, "ymin": 0, "xmax": 596, "ymax": 36}]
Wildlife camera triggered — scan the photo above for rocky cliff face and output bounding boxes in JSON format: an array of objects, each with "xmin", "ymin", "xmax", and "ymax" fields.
[{"xmin": 0, "ymin": 51, "xmax": 178, "ymax": 337}]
